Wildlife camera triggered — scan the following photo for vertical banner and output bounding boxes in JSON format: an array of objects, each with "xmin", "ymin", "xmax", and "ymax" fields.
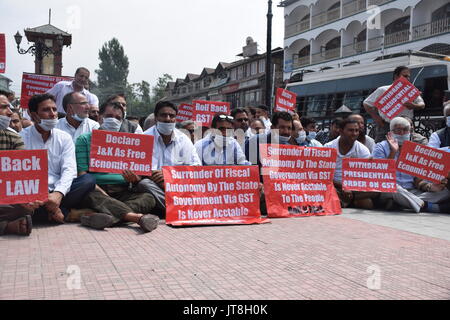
[
  {"xmin": 260, "ymin": 144, "xmax": 341, "ymax": 217},
  {"xmin": 163, "ymin": 166, "xmax": 269, "ymax": 226},
  {"xmin": 89, "ymin": 130, "xmax": 154, "ymax": 176},
  {"xmin": 0, "ymin": 34, "xmax": 5, "ymax": 73},
  {"xmin": 0, "ymin": 150, "xmax": 48, "ymax": 204},
  {"xmin": 176, "ymin": 103, "xmax": 194, "ymax": 122},
  {"xmin": 192, "ymin": 100, "xmax": 230, "ymax": 127},
  {"xmin": 397, "ymin": 141, "xmax": 450, "ymax": 184},
  {"xmin": 274, "ymin": 88, "xmax": 297, "ymax": 113},
  {"xmin": 342, "ymin": 158, "xmax": 397, "ymax": 192},
  {"xmin": 374, "ymin": 77, "xmax": 420, "ymax": 120},
  {"xmin": 20, "ymin": 73, "xmax": 74, "ymax": 109}
]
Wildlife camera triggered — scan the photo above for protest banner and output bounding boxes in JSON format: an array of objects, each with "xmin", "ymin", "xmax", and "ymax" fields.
[
  {"xmin": 176, "ymin": 103, "xmax": 193, "ymax": 122},
  {"xmin": 163, "ymin": 165, "xmax": 269, "ymax": 226},
  {"xmin": 20, "ymin": 73, "xmax": 74, "ymax": 109},
  {"xmin": 274, "ymin": 88, "xmax": 296, "ymax": 113},
  {"xmin": 260, "ymin": 144, "xmax": 341, "ymax": 217},
  {"xmin": 342, "ymin": 158, "xmax": 397, "ymax": 193},
  {"xmin": 396, "ymin": 141, "xmax": 450, "ymax": 184},
  {"xmin": 192, "ymin": 100, "xmax": 230, "ymax": 127},
  {"xmin": 374, "ymin": 77, "xmax": 420, "ymax": 120},
  {"xmin": 0, "ymin": 34, "xmax": 5, "ymax": 73},
  {"xmin": 0, "ymin": 150, "xmax": 48, "ymax": 204},
  {"xmin": 89, "ymin": 130, "xmax": 154, "ymax": 176}
]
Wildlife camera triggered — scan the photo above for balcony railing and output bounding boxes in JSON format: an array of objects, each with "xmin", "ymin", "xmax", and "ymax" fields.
[
  {"xmin": 368, "ymin": 0, "xmax": 391, "ymax": 5},
  {"xmin": 285, "ymin": 19, "xmax": 310, "ymax": 38},
  {"xmin": 293, "ymin": 55, "xmax": 310, "ymax": 68},
  {"xmin": 312, "ymin": 47, "xmax": 341, "ymax": 64},
  {"xmin": 413, "ymin": 17, "xmax": 450, "ymax": 40},
  {"xmin": 312, "ymin": 7, "xmax": 341, "ymax": 28},
  {"xmin": 385, "ymin": 29, "xmax": 410, "ymax": 47},
  {"xmin": 342, "ymin": 40, "xmax": 366, "ymax": 57},
  {"xmin": 342, "ymin": 0, "xmax": 366, "ymax": 18}
]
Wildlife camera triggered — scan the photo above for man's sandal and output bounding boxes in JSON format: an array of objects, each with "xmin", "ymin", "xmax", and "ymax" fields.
[{"xmin": 0, "ymin": 215, "xmax": 32, "ymax": 236}]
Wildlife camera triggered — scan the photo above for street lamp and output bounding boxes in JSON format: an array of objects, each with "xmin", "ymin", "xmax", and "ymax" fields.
[
  {"xmin": 14, "ymin": 30, "xmax": 64, "ymax": 74},
  {"xmin": 265, "ymin": 0, "xmax": 273, "ymax": 112}
]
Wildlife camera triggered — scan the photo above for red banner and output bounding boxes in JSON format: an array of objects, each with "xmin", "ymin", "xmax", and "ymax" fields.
[
  {"xmin": 20, "ymin": 73, "xmax": 74, "ymax": 109},
  {"xmin": 0, "ymin": 34, "xmax": 5, "ymax": 73},
  {"xmin": 0, "ymin": 150, "xmax": 48, "ymax": 204},
  {"xmin": 397, "ymin": 141, "xmax": 450, "ymax": 184},
  {"xmin": 274, "ymin": 88, "xmax": 296, "ymax": 113},
  {"xmin": 176, "ymin": 103, "xmax": 193, "ymax": 122},
  {"xmin": 163, "ymin": 166, "xmax": 269, "ymax": 226},
  {"xmin": 192, "ymin": 100, "xmax": 230, "ymax": 127},
  {"xmin": 374, "ymin": 77, "xmax": 420, "ymax": 120},
  {"xmin": 89, "ymin": 130, "xmax": 154, "ymax": 176},
  {"xmin": 342, "ymin": 158, "xmax": 397, "ymax": 192},
  {"xmin": 260, "ymin": 144, "xmax": 341, "ymax": 217}
]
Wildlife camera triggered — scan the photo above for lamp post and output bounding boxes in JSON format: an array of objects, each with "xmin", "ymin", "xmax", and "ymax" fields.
[
  {"xmin": 14, "ymin": 31, "xmax": 64, "ymax": 75},
  {"xmin": 265, "ymin": 0, "xmax": 273, "ymax": 113}
]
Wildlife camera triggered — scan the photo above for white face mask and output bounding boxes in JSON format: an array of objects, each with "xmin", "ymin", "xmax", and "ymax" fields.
[
  {"xmin": 102, "ymin": 117, "xmax": 122, "ymax": 132},
  {"xmin": 447, "ymin": 116, "xmax": 450, "ymax": 128},
  {"xmin": 295, "ymin": 131, "xmax": 306, "ymax": 144},
  {"xmin": 307, "ymin": 131, "xmax": 317, "ymax": 141},
  {"xmin": 213, "ymin": 135, "xmax": 232, "ymax": 148},
  {"xmin": 73, "ymin": 113, "xmax": 87, "ymax": 122},
  {"xmin": 38, "ymin": 118, "xmax": 58, "ymax": 131},
  {"xmin": 393, "ymin": 133, "xmax": 410, "ymax": 145},
  {"xmin": 0, "ymin": 115, "xmax": 11, "ymax": 130},
  {"xmin": 157, "ymin": 122, "xmax": 176, "ymax": 136}
]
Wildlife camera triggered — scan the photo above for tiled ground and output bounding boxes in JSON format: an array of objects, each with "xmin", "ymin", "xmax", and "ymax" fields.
[{"xmin": 0, "ymin": 210, "xmax": 449, "ymax": 300}]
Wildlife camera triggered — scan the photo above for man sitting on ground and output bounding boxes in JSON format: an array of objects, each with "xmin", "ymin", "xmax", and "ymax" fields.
[
  {"xmin": 347, "ymin": 114, "xmax": 375, "ymax": 154},
  {"xmin": 291, "ymin": 119, "xmax": 322, "ymax": 147},
  {"xmin": 316, "ymin": 117, "xmax": 343, "ymax": 145},
  {"xmin": 428, "ymin": 103, "xmax": 450, "ymax": 149},
  {"xmin": 300, "ymin": 117, "xmax": 323, "ymax": 147}
]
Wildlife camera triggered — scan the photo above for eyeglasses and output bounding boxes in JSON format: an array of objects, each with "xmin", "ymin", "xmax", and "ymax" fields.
[
  {"xmin": 236, "ymin": 118, "xmax": 249, "ymax": 122},
  {"xmin": 218, "ymin": 115, "xmax": 234, "ymax": 121}
]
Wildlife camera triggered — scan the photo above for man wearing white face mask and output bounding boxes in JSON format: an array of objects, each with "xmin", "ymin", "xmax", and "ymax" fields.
[
  {"xmin": 291, "ymin": 119, "xmax": 322, "ymax": 147},
  {"xmin": 300, "ymin": 117, "xmax": 322, "ymax": 147},
  {"xmin": 139, "ymin": 101, "xmax": 201, "ymax": 217},
  {"xmin": 373, "ymin": 117, "xmax": 438, "ymax": 213},
  {"xmin": 254, "ymin": 105, "xmax": 272, "ymax": 133},
  {"xmin": 428, "ymin": 103, "xmax": 450, "ymax": 149},
  {"xmin": 20, "ymin": 94, "xmax": 96, "ymax": 224},
  {"xmin": 56, "ymin": 92, "xmax": 100, "ymax": 142},
  {"xmin": 195, "ymin": 113, "xmax": 250, "ymax": 166}
]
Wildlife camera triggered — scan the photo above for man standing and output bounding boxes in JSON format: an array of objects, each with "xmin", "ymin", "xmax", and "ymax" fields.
[
  {"xmin": 56, "ymin": 92, "xmax": 100, "ymax": 142},
  {"xmin": 46, "ymin": 67, "xmax": 97, "ymax": 115},
  {"xmin": 347, "ymin": 114, "xmax": 375, "ymax": 154},
  {"xmin": 324, "ymin": 119, "xmax": 377, "ymax": 209},
  {"xmin": 231, "ymin": 108, "xmax": 252, "ymax": 146},
  {"xmin": 20, "ymin": 94, "xmax": 95, "ymax": 224},
  {"xmin": 363, "ymin": 66, "xmax": 425, "ymax": 143}
]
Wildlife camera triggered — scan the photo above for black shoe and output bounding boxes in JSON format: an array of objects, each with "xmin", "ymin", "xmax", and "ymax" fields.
[
  {"xmin": 80, "ymin": 213, "xmax": 114, "ymax": 230},
  {"xmin": 138, "ymin": 214, "xmax": 159, "ymax": 233}
]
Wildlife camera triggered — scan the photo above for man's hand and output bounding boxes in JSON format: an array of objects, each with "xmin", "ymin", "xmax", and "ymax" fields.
[
  {"xmin": 122, "ymin": 170, "xmax": 141, "ymax": 184},
  {"xmin": 150, "ymin": 170, "xmax": 165, "ymax": 189},
  {"xmin": 45, "ymin": 192, "xmax": 63, "ymax": 212},
  {"xmin": 19, "ymin": 201, "xmax": 44, "ymax": 212},
  {"xmin": 386, "ymin": 132, "xmax": 399, "ymax": 156}
]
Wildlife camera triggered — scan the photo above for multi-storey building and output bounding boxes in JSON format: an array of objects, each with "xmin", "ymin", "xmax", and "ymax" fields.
[{"xmin": 279, "ymin": 0, "xmax": 450, "ymax": 135}]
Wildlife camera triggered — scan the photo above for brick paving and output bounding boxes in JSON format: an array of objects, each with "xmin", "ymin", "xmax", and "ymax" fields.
[{"xmin": 0, "ymin": 210, "xmax": 449, "ymax": 300}]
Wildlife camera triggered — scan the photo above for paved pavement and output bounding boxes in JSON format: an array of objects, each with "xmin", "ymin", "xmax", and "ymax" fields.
[{"xmin": 0, "ymin": 209, "xmax": 449, "ymax": 300}]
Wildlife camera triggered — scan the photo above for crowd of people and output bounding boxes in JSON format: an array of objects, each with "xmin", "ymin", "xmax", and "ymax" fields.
[{"xmin": 0, "ymin": 65, "xmax": 449, "ymax": 237}]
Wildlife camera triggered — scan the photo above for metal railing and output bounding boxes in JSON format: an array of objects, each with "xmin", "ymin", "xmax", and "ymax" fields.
[
  {"xmin": 312, "ymin": 6, "xmax": 341, "ymax": 28},
  {"xmin": 413, "ymin": 17, "xmax": 450, "ymax": 40},
  {"xmin": 342, "ymin": 0, "xmax": 366, "ymax": 18},
  {"xmin": 384, "ymin": 29, "xmax": 410, "ymax": 47},
  {"xmin": 285, "ymin": 19, "xmax": 310, "ymax": 38},
  {"xmin": 312, "ymin": 47, "xmax": 341, "ymax": 63},
  {"xmin": 293, "ymin": 55, "xmax": 310, "ymax": 68},
  {"xmin": 368, "ymin": 0, "xmax": 391, "ymax": 5},
  {"xmin": 342, "ymin": 40, "xmax": 366, "ymax": 57}
]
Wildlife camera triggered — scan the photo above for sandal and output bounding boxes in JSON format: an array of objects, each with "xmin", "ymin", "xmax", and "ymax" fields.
[{"xmin": 1, "ymin": 215, "xmax": 32, "ymax": 236}]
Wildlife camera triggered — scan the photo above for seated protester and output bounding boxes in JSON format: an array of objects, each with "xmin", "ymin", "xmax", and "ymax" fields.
[
  {"xmin": 373, "ymin": 117, "xmax": 436, "ymax": 213},
  {"xmin": 249, "ymin": 118, "xmax": 266, "ymax": 135},
  {"xmin": 347, "ymin": 114, "xmax": 375, "ymax": 154},
  {"xmin": 176, "ymin": 120, "xmax": 196, "ymax": 144},
  {"xmin": 324, "ymin": 118, "xmax": 378, "ymax": 209},
  {"xmin": 143, "ymin": 113, "xmax": 156, "ymax": 131},
  {"xmin": 20, "ymin": 93, "xmax": 96, "ymax": 224},
  {"xmin": 195, "ymin": 113, "xmax": 250, "ymax": 166},
  {"xmin": 231, "ymin": 108, "xmax": 252, "ymax": 146},
  {"xmin": 428, "ymin": 103, "xmax": 450, "ymax": 149},
  {"xmin": 105, "ymin": 94, "xmax": 144, "ymax": 134},
  {"xmin": 316, "ymin": 117, "xmax": 343, "ymax": 145},
  {"xmin": 138, "ymin": 101, "xmax": 201, "ymax": 217},
  {"xmin": 403, "ymin": 116, "xmax": 428, "ymax": 145},
  {"xmin": 291, "ymin": 119, "xmax": 322, "ymax": 147},
  {"xmin": 245, "ymin": 111, "xmax": 295, "ymax": 166},
  {"xmin": 0, "ymin": 94, "xmax": 43, "ymax": 236},
  {"xmin": 75, "ymin": 101, "xmax": 159, "ymax": 232},
  {"xmin": 9, "ymin": 109, "xmax": 23, "ymax": 133},
  {"xmin": 254, "ymin": 105, "xmax": 272, "ymax": 132},
  {"xmin": 88, "ymin": 104, "xmax": 100, "ymax": 122},
  {"xmin": 300, "ymin": 117, "xmax": 322, "ymax": 147},
  {"xmin": 56, "ymin": 92, "xmax": 100, "ymax": 142}
]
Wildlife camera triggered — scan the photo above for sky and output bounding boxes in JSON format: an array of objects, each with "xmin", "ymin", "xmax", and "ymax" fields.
[{"xmin": 2, "ymin": 0, "xmax": 284, "ymax": 95}]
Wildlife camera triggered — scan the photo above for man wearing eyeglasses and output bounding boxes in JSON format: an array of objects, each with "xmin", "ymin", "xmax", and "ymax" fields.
[
  {"xmin": 105, "ymin": 94, "xmax": 144, "ymax": 134},
  {"xmin": 56, "ymin": 92, "xmax": 100, "ymax": 142},
  {"xmin": 195, "ymin": 113, "xmax": 250, "ymax": 166},
  {"xmin": 231, "ymin": 108, "xmax": 253, "ymax": 147}
]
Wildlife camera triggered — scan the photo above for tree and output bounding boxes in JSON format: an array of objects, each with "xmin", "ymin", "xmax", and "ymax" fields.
[
  {"xmin": 152, "ymin": 73, "xmax": 173, "ymax": 104},
  {"xmin": 94, "ymin": 38, "xmax": 130, "ymax": 102}
]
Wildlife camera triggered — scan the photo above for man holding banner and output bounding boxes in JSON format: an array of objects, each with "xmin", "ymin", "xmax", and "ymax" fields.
[
  {"xmin": 325, "ymin": 118, "xmax": 379, "ymax": 209},
  {"xmin": 75, "ymin": 100, "xmax": 159, "ymax": 232}
]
